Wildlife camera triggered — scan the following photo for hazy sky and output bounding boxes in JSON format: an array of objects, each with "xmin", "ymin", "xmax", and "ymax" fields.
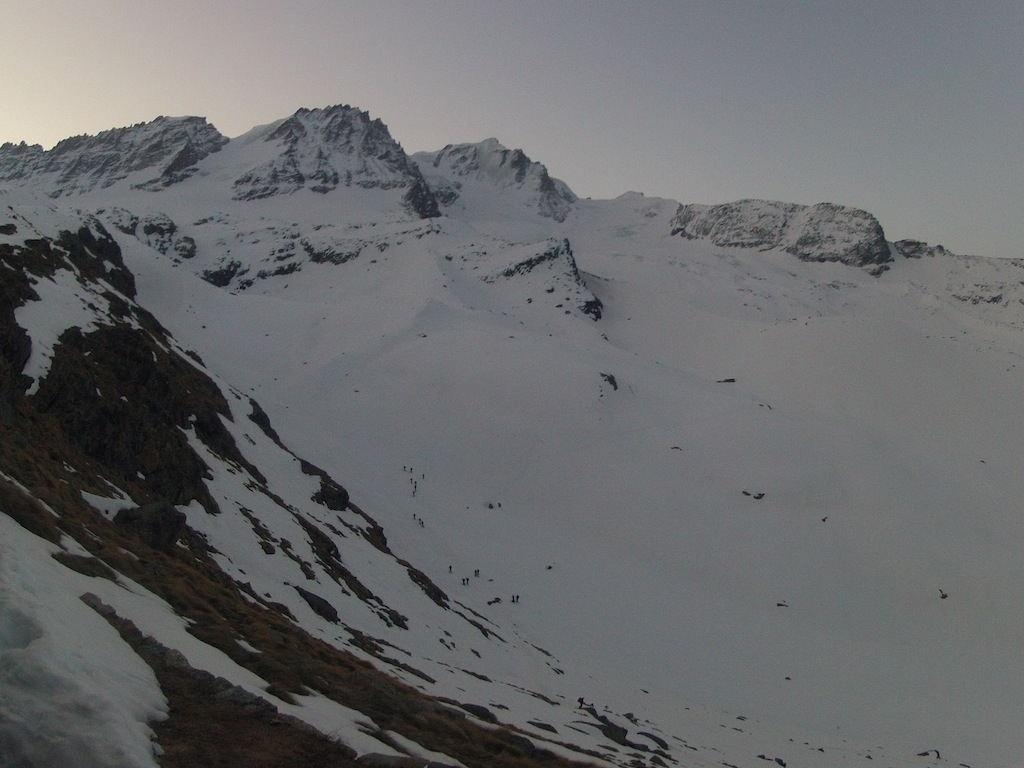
[{"xmin": 4, "ymin": 1, "xmax": 1022, "ymax": 257}]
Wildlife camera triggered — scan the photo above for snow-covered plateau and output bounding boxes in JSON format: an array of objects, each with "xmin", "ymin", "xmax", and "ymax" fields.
[{"xmin": 2, "ymin": 105, "xmax": 1022, "ymax": 768}]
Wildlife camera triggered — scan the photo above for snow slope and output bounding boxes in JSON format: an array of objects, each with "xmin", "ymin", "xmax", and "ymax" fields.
[
  {"xmin": 3, "ymin": 110, "xmax": 1024, "ymax": 768},
  {"xmin": 0, "ymin": 512, "xmax": 166, "ymax": 768}
]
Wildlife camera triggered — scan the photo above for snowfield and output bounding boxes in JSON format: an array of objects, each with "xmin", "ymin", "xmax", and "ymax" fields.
[{"xmin": 2, "ymin": 108, "xmax": 1023, "ymax": 767}]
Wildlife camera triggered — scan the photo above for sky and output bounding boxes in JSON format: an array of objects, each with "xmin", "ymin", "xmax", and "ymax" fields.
[{"xmin": 4, "ymin": 0, "xmax": 1022, "ymax": 258}]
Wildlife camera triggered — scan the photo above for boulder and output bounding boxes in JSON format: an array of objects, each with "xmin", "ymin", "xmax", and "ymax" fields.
[{"xmin": 113, "ymin": 500, "xmax": 186, "ymax": 551}]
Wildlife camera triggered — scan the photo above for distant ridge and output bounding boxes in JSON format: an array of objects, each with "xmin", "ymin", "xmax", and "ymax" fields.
[{"xmin": 0, "ymin": 115, "xmax": 227, "ymax": 194}]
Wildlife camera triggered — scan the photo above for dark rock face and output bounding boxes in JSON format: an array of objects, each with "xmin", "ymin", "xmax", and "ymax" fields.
[
  {"xmin": 0, "ymin": 116, "xmax": 227, "ymax": 195},
  {"xmin": 580, "ymin": 297, "xmax": 603, "ymax": 320},
  {"xmin": 202, "ymin": 260, "xmax": 245, "ymax": 287},
  {"xmin": 56, "ymin": 223, "xmax": 138, "ymax": 299},
  {"xmin": 0, "ymin": 221, "xmax": 135, "ymax": 422},
  {"xmin": 535, "ymin": 175, "xmax": 577, "ymax": 222},
  {"xmin": 32, "ymin": 323, "xmax": 234, "ymax": 514},
  {"xmin": 247, "ymin": 398, "xmax": 284, "ymax": 445},
  {"xmin": 428, "ymin": 178, "xmax": 462, "ymax": 208},
  {"xmin": 579, "ymin": 706, "xmax": 650, "ymax": 750},
  {"xmin": 670, "ymin": 199, "xmax": 892, "ymax": 272},
  {"xmin": 495, "ymin": 241, "xmax": 568, "ymax": 279},
  {"xmin": 0, "ymin": 323, "xmax": 30, "ymax": 425},
  {"xmin": 403, "ymin": 175, "xmax": 441, "ymax": 219},
  {"xmin": 296, "ymin": 457, "xmax": 351, "ymax": 512},
  {"xmin": 3, "ymin": 228, "xmax": 265, "ymax": 514},
  {"xmin": 114, "ymin": 501, "xmax": 187, "ymax": 551},
  {"xmin": 403, "ymin": 562, "xmax": 450, "ymax": 609},
  {"xmin": 311, "ymin": 476, "xmax": 350, "ymax": 512},
  {"xmin": 459, "ymin": 702, "xmax": 499, "ymax": 723},
  {"xmin": 294, "ymin": 586, "xmax": 340, "ymax": 624},
  {"xmin": 0, "ymin": 246, "xmax": 36, "ymax": 423}
]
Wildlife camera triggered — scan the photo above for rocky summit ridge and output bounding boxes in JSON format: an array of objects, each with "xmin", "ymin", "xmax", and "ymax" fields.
[
  {"xmin": 0, "ymin": 116, "xmax": 228, "ymax": 195},
  {"xmin": 0, "ymin": 106, "xmax": 964, "ymax": 271},
  {"xmin": 230, "ymin": 105, "xmax": 440, "ymax": 218}
]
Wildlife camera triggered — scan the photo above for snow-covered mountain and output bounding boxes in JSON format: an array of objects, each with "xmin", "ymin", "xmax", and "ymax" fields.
[
  {"xmin": 413, "ymin": 138, "xmax": 577, "ymax": 223},
  {"xmin": 229, "ymin": 105, "xmax": 439, "ymax": 218},
  {"xmin": 2, "ymin": 107, "xmax": 1023, "ymax": 768}
]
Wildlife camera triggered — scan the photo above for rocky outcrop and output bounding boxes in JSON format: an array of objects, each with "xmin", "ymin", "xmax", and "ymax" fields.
[
  {"xmin": 480, "ymin": 238, "xmax": 602, "ymax": 319},
  {"xmin": 0, "ymin": 230, "xmax": 42, "ymax": 423},
  {"xmin": 33, "ymin": 323, "xmax": 232, "ymax": 515},
  {"xmin": 0, "ymin": 219, "xmax": 137, "ymax": 424},
  {"xmin": 0, "ymin": 116, "xmax": 227, "ymax": 195},
  {"xmin": 55, "ymin": 222, "xmax": 138, "ymax": 299},
  {"xmin": 113, "ymin": 501, "xmax": 187, "ymax": 551},
  {"xmin": 294, "ymin": 585, "xmax": 340, "ymax": 624},
  {"xmin": 105, "ymin": 208, "xmax": 197, "ymax": 262},
  {"xmin": 4, "ymin": 226, "xmax": 261, "ymax": 514},
  {"xmin": 670, "ymin": 199, "xmax": 892, "ymax": 273},
  {"xmin": 892, "ymin": 239, "xmax": 955, "ymax": 259}
]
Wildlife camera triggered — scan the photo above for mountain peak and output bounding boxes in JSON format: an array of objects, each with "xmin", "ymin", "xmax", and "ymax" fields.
[
  {"xmin": 231, "ymin": 105, "xmax": 439, "ymax": 217},
  {"xmin": 414, "ymin": 138, "xmax": 577, "ymax": 222},
  {"xmin": 263, "ymin": 105, "xmax": 392, "ymax": 151}
]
